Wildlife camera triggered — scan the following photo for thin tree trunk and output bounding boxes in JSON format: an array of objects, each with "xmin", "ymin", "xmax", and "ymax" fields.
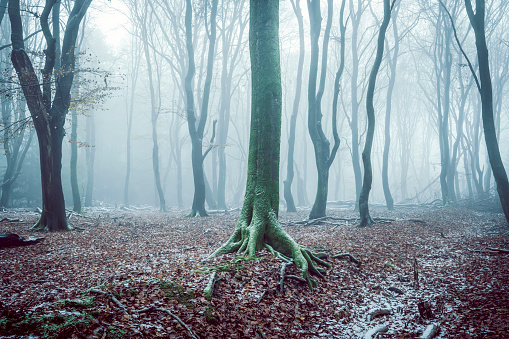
[
  {"xmin": 381, "ymin": 6, "xmax": 399, "ymax": 211},
  {"xmin": 358, "ymin": 0, "xmax": 393, "ymax": 227}
]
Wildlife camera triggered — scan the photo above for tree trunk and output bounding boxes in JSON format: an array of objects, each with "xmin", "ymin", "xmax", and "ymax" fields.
[
  {"xmin": 84, "ymin": 111, "xmax": 95, "ymax": 207},
  {"xmin": 70, "ymin": 105, "xmax": 81, "ymax": 213},
  {"xmin": 284, "ymin": 0, "xmax": 305, "ymax": 213},
  {"xmin": 382, "ymin": 6, "xmax": 399, "ymax": 211},
  {"xmin": 185, "ymin": 0, "xmax": 218, "ymax": 217},
  {"xmin": 465, "ymin": 0, "xmax": 509, "ymax": 223},
  {"xmin": 210, "ymin": 0, "xmax": 328, "ymax": 287},
  {"xmin": 9, "ymin": 0, "xmax": 91, "ymax": 230},
  {"xmin": 349, "ymin": 0, "xmax": 363, "ymax": 211},
  {"xmin": 358, "ymin": 0, "xmax": 392, "ymax": 227},
  {"xmin": 307, "ymin": 0, "xmax": 340, "ymax": 220}
]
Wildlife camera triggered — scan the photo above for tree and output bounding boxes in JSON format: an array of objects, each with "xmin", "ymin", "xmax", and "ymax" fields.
[
  {"xmin": 209, "ymin": 0, "xmax": 329, "ymax": 287},
  {"xmin": 306, "ymin": 0, "xmax": 341, "ymax": 220},
  {"xmin": 8, "ymin": 0, "xmax": 92, "ymax": 231},
  {"xmin": 215, "ymin": 0, "xmax": 248, "ymax": 210},
  {"xmin": 184, "ymin": 0, "xmax": 218, "ymax": 217},
  {"xmin": 462, "ymin": 0, "xmax": 509, "ymax": 223},
  {"xmin": 283, "ymin": 0, "xmax": 305, "ymax": 213},
  {"xmin": 381, "ymin": 3, "xmax": 400, "ymax": 211},
  {"xmin": 139, "ymin": 3, "xmax": 166, "ymax": 212},
  {"xmin": 358, "ymin": 0, "xmax": 394, "ymax": 227}
]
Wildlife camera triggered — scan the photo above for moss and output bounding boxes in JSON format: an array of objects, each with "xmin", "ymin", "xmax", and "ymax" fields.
[
  {"xmin": 54, "ymin": 296, "xmax": 95, "ymax": 308},
  {"xmin": 106, "ymin": 325, "xmax": 128, "ymax": 339},
  {"xmin": 3, "ymin": 312, "xmax": 94, "ymax": 338},
  {"xmin": 203, "ymin": 306, "xmax": 219, "ymax": 325},
  {"xmin": 156, "ymin": 280, "xmax": 195, "ymax": 308}
]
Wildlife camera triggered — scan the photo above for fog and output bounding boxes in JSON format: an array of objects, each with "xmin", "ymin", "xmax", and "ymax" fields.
[{"xmin": 1, "ymin": 0, "xmax": 508, "ymax": 214}]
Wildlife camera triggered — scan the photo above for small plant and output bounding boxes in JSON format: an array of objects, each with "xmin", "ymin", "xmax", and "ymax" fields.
[
  {"xmin": 106, "ymin": 325, "xmax": 128, "ymax": 339},
  {"xmin": 54, "ymin": 296, "xmax": 95, "ymax": 308},
  {"xmin": 384, "ymin": 262, "xmax": 394, "ymax": 268}
]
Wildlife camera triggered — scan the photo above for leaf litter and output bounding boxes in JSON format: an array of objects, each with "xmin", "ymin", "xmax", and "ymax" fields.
[{"xmin": 0, "ymin": 204, "xmax": 508, "ymax": 338}]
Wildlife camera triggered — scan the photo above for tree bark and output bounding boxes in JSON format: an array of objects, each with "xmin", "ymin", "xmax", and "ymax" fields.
[
  {"xmin": 358, "ymin": 0, "xmax": 393, "ymax": 227},
  {"xmin": 306, "ymin": 0, "xmax": 340, "ymax": 220},
  {"xmin": 9, "ymin": 0, "xmax": 91, "ymax": 231},
  {"xmin": 381, "ymin": 5, "xmax": 399, "ymax": 211},
  {"xmin": 184, "ymin": 0, "xmax": 218, "ymax": 217},
  {"xmin": 464, "ymin": 0, "xmax": 509, "ymax": 223},
  {"xmin": 210, "ymin": 0, "xmax": 328, "ymax": 287},
  {"xmin": 283, "ymin": 0, "xmax": 305, "ymax": 213}
]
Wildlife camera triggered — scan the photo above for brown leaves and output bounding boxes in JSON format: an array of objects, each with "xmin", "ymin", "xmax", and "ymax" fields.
[{"xmin": 0, "ymin": 207, "xmax": 508, "ymax": 337}]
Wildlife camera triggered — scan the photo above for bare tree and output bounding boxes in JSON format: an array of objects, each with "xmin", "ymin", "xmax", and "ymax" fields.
[
  {"xmin": 9, "ymin": 0, "xmax": 92, "ymax": 230},
  {"xmin": 358, "ymin": 0, "xmax": 394, "ymax": 227}
]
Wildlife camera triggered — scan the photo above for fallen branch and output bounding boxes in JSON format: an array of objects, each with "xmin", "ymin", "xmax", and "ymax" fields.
[
  {"xmin": 388, "ymin": 286, "xmax": 404, "ymax": 295},
  {"xmin": 136, "ymin": 305, "xmax": 198, "ymax": 339},
  {"xmin": 413, "ymin": 258, "xmax": 419, "ymax": 289},
  {"xmin": 486, "ymin": 247, "xmax": 509, "ymax": 254},
  {"xmin": 419, "ymin": 323, "xmax": 439, "ymax": 339},
  {"xmin": 0, "ymin": 233, "xmax": 45, "ymax": 248},
  {"xmin": 257, "ymin": 289, "xmax": 267, "ymax": 304},
  {"xmin": 364, "ymin": 324, "xmax": 388, "ymax": 339},
  {"xmin": 366, "ymin": 305, "xmax": 392, "ymax": 321},
  {"xmin": 333, "ymin": 253, "xmax": 361, "ymax": 267},
  {"xmin": 203, "ymin": 272, "xmax": 217, "ymax": 300},
  {"xmin": 88, "ymin": 288, "xmax": 127, "ymax": 312},
  {"xmin": 0, "ymin": 217, "xmax": 22, "ymax": 222}
]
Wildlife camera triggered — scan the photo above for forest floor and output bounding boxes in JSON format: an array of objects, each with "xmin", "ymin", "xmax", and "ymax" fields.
[{"xmin": 0, "ymin": 202, "xmax": 508, "ymax": 338}]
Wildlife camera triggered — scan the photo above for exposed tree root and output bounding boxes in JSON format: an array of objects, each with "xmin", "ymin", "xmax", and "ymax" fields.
[
  {"xmin": 279, "ymin": 259, "xmax": 293, "ymax": 293},
  {"xmin": 333, "ymin": 253, "xmax": 361, "ymax": 267},
  {"xmin": 364, "ymin": 324, "xmax": 388, "ymax": 339},
  {"xmin": 208, "ymin": 201, "xmax": 330, "ymax": 288},
  {"xmin": 136, "ymin": 305, "xmax": 198, "ymax": 339},
  {"xmin": 419, "ymin": 323, "xmax": 439, "ymax": 339}
]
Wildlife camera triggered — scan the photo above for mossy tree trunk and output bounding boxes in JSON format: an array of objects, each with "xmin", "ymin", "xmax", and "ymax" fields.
[
  {"xmin": 210, "ymin": 0, "xmax": 329, "ymax": 287},
  {"xmin": 9, "ymin": 0, "xmax": 91, "ymax": 231},
  {"xmin": 358, "ymin": 0, "xmax": 393, "ymax": 227}
]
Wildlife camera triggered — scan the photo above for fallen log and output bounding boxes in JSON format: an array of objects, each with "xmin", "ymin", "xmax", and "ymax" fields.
[
  {"xmin": 203, "ymin": 272, "xmax": 217, "ymax": 300},
  {"xmin": 366, "ymin": 305, "xmax": 392, "ymax": 321},
  {"xmin": 0, "ymin": 233, "xmax": 45, "ymax": 248},
  {"xmin": 419, "ymin": 323, "xmax": 439, "ymax": 339},
  {"xmin": 364, "ymin": 324, "xmax": 388, "ymax": 339}
]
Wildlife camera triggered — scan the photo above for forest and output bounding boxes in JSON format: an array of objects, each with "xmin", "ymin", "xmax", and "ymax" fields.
[{"xmin": 0, "ymin": 0, "xmax": 508, "ymax": 338}]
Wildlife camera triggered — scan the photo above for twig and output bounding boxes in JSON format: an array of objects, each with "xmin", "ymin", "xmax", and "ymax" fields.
[
  {"xmin": 256, "ymin": 289, "xmax": 267, "ymax": 304},
  {"xmin": 88, "ymin": 288, "xmax": 127, "ymax": 312},
  {"xmin": 364, "ymin": 324, "xmax": 388, "ymax": 339},
  {"xmin": 136, "ymin": 305, "xmax": 198, "ymax": 339},
  {"xmin": 486, "ymin": 247, "xmax": 509, "ymax": 254},
  {"xmin": 419, "ymin": 323, "xmax": 439, "ymax": 339},
  {"xmin": 413, "ymin": 258, "xmax": 419, "ymax": 289},
  {"xmin": 333, "ymin": 253, "xmax": 361, "ymax": 267}
]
